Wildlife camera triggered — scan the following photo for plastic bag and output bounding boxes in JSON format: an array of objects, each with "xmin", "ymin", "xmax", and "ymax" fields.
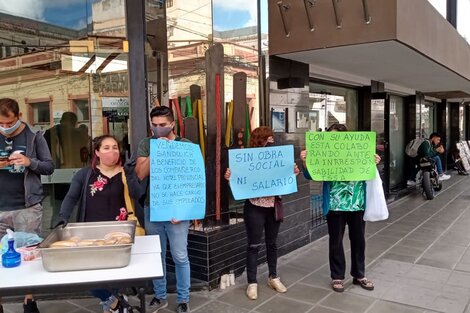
[
  {"xmin": 1, "ymin": 231, "xmax": 43, "ymax": 253},
  {"xmin": 364, "ymin": 169, "xmax": 389, "ymax": 222}
]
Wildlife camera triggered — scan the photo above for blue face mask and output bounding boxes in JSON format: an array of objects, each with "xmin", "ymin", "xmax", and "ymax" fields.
[{"xmin": 0, "ymin": 119, "xmax": 21, "ymax": 135}]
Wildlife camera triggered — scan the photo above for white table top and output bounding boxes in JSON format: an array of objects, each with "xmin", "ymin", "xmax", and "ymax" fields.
[{"xmin": 0, "ymin": 235, "xmax": 163, "ymax": 292}]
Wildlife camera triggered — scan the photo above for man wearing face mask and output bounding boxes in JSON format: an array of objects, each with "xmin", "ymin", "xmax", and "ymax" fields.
[
  {"xmin": 0, "ymin": 98, "xmax": 54, "ymax": 313},
  {"xmin": 135, "ymin": 106, "xmax": 192, "ymax": 313}
]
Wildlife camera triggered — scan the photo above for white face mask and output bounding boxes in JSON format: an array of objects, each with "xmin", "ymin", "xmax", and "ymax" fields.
[{"xmin": 0, "ymin": 119, "xmax": 21, "ymax": 135}]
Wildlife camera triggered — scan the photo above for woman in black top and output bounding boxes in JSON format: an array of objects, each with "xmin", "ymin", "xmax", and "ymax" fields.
[{"xmin": 57, "ymin": 135, "xmax": 143, "ymax": 313}]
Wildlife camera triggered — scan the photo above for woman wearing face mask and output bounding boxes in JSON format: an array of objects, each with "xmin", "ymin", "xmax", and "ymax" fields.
[
  {"xmin": 56, "ymin": 135, "xmax": 143, "ymax": 313},
  {"xmin": 224, "ymin": 126, "xmax": 300, "ymax": 300},
  {"xmin": 300, "ymin": 124, "xmax": 380, "ymax": 293}
]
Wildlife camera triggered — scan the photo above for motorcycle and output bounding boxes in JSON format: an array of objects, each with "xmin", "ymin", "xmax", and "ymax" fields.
[{"xmin": 416, "ymin": 157, "xmax": 442, "ymax": 200}]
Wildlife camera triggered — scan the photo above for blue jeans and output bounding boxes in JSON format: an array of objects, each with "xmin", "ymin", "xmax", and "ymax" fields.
[
  {"xmin": 90, "ymin": 289, "xmax": 117, "ymax": 311},
  {"xmin": 144, "ymin": 208, "xmax": 190, "ymax": 304},
  {"xmin": 409, "ymin": 155, "xmax": 444, "ymax": 180},
  {"xmin": 432, "ymin": 155, "xmax": 443, "ymax": 174}
]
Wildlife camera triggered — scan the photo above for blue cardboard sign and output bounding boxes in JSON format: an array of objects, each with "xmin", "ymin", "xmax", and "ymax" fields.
[
  {"xmin": 150, "ymin": 139, "xmax": 206, "ymax": 221},
  {"xmin": 228, "ymin": 145, "xmax": 297, "ymax": 200}
]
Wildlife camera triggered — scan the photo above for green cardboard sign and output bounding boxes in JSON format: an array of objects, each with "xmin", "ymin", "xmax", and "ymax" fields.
[{"xmin": 305, "ymin": 131, "xmax": 376, "ymax": 181}]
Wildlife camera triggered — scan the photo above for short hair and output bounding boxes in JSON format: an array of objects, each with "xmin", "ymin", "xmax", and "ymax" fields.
[
  {"xmin": 0, "ymin": 98, "xmax": 20, "ymax": 117},
  {"xmin": 327, "ymin": 123, "xmax": 348, "ymax": 132},
  {"xmin": 150, "ymin": 106, "xmax": 174, "ymax": 121},
  {"xmin": 429, "ymin": 132, "xmax": 441, "ymax": 140},
  {"xmin": 60, "ymin": 112, "xmax": 78, "ymax": 124}
]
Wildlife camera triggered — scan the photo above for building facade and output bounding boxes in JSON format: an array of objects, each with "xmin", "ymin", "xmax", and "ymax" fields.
[
  {"xmin": 1, "ymin": 0, "xmax": 469, "ymax": 289},
  {"xmin": 268, "ymin": 0, "xmax": 470, "ymax": 198}
]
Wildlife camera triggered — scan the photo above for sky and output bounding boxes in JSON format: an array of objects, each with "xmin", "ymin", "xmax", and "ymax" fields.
[
  {"xmin": 0, "ymin": 0, "xmax": 465, "ymax": 40},
  {"xmin": 0, "ymin": 0, "xmax": 90, "ymax": 30},
  {"xmin": 212, "ymin": 0, "xmax": 268, "ymax": 32},
  {"xmin": 428, "ymin": 0, "xmax": 470, "ymax": 42}
]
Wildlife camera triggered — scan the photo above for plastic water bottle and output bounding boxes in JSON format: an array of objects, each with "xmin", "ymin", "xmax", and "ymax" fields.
[{"xmin": 2, "ymin": 229, "xmax": 21, "ymax": 268}]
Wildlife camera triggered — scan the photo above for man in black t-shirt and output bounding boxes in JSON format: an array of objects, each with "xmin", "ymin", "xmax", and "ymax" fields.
[{"xmin": 0, "ymin": 98, "xmax": 54, "ymax": 313}]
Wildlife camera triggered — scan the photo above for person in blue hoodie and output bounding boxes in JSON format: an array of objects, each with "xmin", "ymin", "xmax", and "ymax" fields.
[{"xmin": 300, "ymin": 123, "xmax": 380, "ymax": 293}]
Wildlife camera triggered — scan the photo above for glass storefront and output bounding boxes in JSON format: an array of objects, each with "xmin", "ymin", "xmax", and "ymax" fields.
[
  {"xmin": 1, "ymin": 0, "xmax": 264, "ymax": 234},
  {"xmin": 389, "ymin": 95, "xmax": 405, "ymax": 188},
  {"xmin": 0, "ymin": 0, "xmax": 129, "ymax": 235},
  {"xmin": 308, "ymin": 81, "xmax": 358, "ymax": 218},
  {"xmin": 460, "ymin": 104, "xmax": 465, "ymax": 140},
  {"xmin": 420, "ymin": 101, "xmax": 435, "ymax": 138},
  {"xmin": 308, "ymin": 82, "xmax": 358, "ymax": 131}
]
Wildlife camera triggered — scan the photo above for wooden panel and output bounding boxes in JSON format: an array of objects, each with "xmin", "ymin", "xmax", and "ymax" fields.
[
  {"xmin": 205, "ymin": 43, "xmax": 229, "ymax": 223},
  {"xmin": 232, "ymin": 72, "xmax": 247, "ymax": 148}
]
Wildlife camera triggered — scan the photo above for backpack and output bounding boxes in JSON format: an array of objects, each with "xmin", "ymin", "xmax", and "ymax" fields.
[{"xmin": 405, "ymin": 138, "xmax": 425, "ymax": 158}]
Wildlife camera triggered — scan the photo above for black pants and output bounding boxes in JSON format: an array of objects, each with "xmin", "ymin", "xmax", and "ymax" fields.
[
  {"xmin": 327, "ymin": 210, "xmax": 366, "ymax": 280},
  {"xmin": 244, "ymin": 200, "xmax": 281, "ymax": 284}
]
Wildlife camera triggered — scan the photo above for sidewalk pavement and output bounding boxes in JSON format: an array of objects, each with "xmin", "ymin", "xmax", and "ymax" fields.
[{"xmin": 4, "ymin": 172, "xmax": 470, "ymax": 313}]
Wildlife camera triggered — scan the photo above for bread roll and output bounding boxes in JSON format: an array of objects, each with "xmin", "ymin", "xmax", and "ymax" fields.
[
  {"xmin": 117, "ymin": 237, "xmax": 132, "ymax": 244},
  {"xmin": 104, "ymin": 237, "xmax": 119, "ymax": 245},
  {"xmin": 77, "ymin": 239, "xmax": 96, "ymax": 247},
  {"xmin": 94, "ymin": 239, "xmax": 105, "ymax": 246},
  {"xmin": 50, "ymin": 240, "xmax": 78, "ymax": 248},
  {"xmin": 69, "ymin": 236, "xmax": 81, "ymax": 242},
  {"xmin": 104, "ymin": 231, "xmax": 131, "ymax": 240}
]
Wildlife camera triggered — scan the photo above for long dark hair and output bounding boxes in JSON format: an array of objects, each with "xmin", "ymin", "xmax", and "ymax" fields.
[{"xmin": 91, "ymin": 135, "xmax": 122, "ymax": 169}]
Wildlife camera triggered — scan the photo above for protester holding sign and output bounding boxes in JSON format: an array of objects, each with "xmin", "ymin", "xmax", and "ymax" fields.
[
  {"xmin": 225, "ymin": 126, "xmax": 300, "ymax": 300},
  {"xmin": 55, "ymin": 135, "xmax": 144, "ymax": 313},
  {"xmin": 300, "ymin": 123, "xmax": 380, "ymax": 293},
  {"xmin": 135, "ymin": 106, "xmax": 191, "ymax": 313}
]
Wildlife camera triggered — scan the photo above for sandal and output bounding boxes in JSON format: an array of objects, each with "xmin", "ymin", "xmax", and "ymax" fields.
[
  {"xmin": 353, "ymin": 277, "xmax": 374, "ymax": 290},
  {"xmin": 331, "ymin": 279, "xmax": 344, "ymax": 292}
]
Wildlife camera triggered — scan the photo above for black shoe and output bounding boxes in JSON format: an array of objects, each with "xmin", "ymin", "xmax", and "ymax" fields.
[
  {"xmin": 23, "ymin": 300, "xmax": 40, "ymax": 313},
  {"xmin": 149, "ymin": 297, "xmax": 168, "ymax": 312},
  {"xmin": 176, "ymin": 303, "xmax": 190, "ymax": 313}
]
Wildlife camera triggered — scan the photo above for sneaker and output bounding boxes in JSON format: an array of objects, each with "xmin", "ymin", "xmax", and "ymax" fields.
[
  {"xmin": 246, "ymin": 283, "xmax": 258, "ymax": 300},
  {"xmin": 267, "ymin": 276, "xmax": 287, "ymax": 293},
  {"xmin": 23, "ymin": 300, "xmax": 40, "ymax": 313},
  {"xmin": 101, "ymin": 295, "xmax": 119, "ymax": 313},
  {"xmin": 439, "ymin": 173, "xmax": 451, "ymax": 181},
  {"xmin": 176, "ymin": 303, "xmax": 190, "ymax": 313},
  {"xmin": 406, "ymin": 180, "xmax": 416, "ymax": 187},
  {"xmin": 149, "ymin": 297, "xmax": 168, "ymax": 313},
  {"xmin": 111, "ymin": 295, "xmax": 130, "ymax": 313}
]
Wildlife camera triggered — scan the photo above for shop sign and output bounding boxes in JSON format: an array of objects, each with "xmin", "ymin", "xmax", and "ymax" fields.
[
  {"xmin": 102, "ymin": 97, "xmax": 129, "ymax": 118},
  {"xmin": 92, "ymin": 73, "xmax": 128, "ymax": 94}
]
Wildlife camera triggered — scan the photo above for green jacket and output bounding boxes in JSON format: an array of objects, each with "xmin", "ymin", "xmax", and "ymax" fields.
[{"xmin": 417, "ymin": 139, "xmax": 438, "ymax": 158}]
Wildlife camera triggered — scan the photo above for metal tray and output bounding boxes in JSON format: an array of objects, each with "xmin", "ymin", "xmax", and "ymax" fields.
[{"xmin": 38, "ymin": 221, "xmax": 136, "ymax": 272}]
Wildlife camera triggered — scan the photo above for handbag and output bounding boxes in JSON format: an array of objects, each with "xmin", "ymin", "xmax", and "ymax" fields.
[
  {"xmin": 364, "ymin": 169, "xmax": 389, "ymax": 222},
  {"xmin": 274, "ymin": 196, "xmax": 284, "ymax": 222}
]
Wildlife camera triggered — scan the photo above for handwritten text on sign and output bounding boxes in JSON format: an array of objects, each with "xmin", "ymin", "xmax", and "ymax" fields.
[
  {"xmin": 228, "ymin": 145, "xmax": 297, "ymax": 200},
  {"xmin": 150, "ymin": 139, "xmax": 206, "ymax": 221},
  {"xmin": 306, "ymin": 131, "xmax": 376, "ymax": 181}
]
